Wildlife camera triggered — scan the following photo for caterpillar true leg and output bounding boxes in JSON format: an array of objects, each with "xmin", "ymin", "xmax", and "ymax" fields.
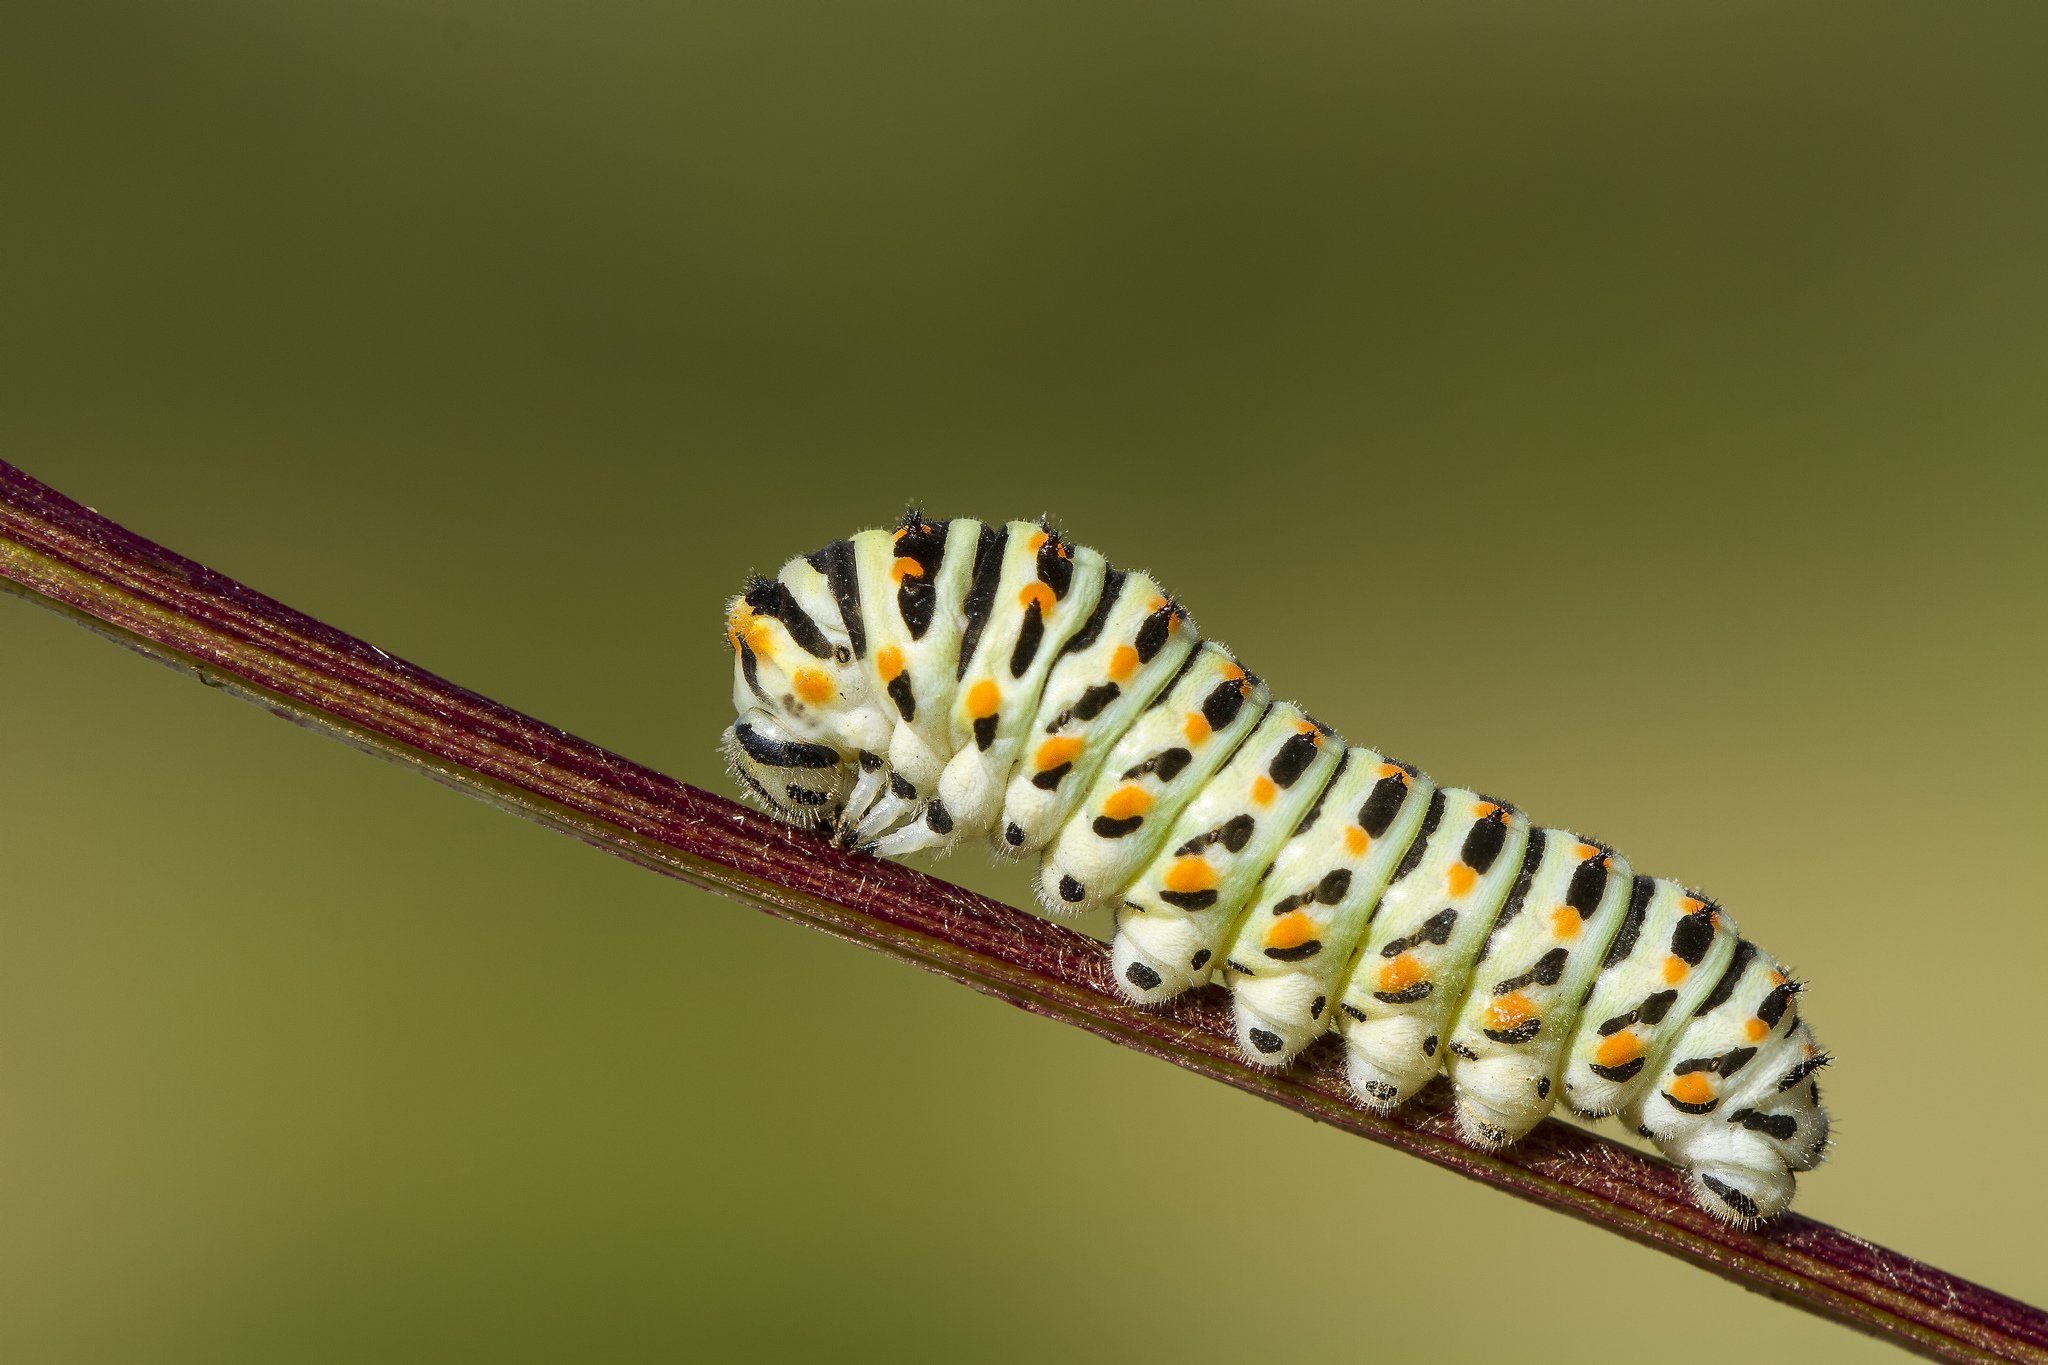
[{"xmin": 719, "ymin": 513, "xmax": 1832, "ymax": 1226}]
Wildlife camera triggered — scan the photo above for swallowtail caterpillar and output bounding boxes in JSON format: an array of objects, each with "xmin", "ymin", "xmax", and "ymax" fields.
[{"xmin": 720, "ymin": 514, "xmax": 1831, "ymax": 1224}]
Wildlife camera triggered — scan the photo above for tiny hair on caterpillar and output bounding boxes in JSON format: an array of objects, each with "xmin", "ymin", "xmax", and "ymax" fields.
[{"xmin": 719, "ymin": 512, "xmax": 1831, "ymax": 1225}]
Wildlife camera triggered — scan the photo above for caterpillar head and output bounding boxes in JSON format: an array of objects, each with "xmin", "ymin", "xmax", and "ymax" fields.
[
  {"xmin": 722, "ymin": 568, "xmax": 891, "ymax": 838},
  {"xmin": 725, "ymin": 579, "xmax": 870, "ymax": 734}
]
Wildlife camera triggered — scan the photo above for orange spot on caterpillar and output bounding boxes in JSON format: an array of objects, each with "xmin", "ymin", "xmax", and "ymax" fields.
[
  {"xmin": 1344, "ymin": 825, "xmax": 1370, "ymax": 857},
  {"xmin": 876, "ymin": 646, "xmax": 905, "ymax": 682},
  {"xmin": 1668, "ymin": 1073, "xmax": 1715, "ymax": 1107},
  {"xmin": 891, "ymin": 556, "xmax": 924, "ymax": 583},
  {"xmin": 1184, "ymin": 712, "xmax": 1211, "ymax": 743},
  {"xmin": 1446, "ymin": 863, "xmax": 1477, "ymax": 897},
  {"xmin": 1485, "ymin": 992, "xmax": 1536, "ymax": 1033},
  {"xmin": 1102, "ymin": 785, "xmax": 1152, "ymax": 821},
  {"xmin": 1108, "ymin": 644, "xmax": 1139, "ymax": 681},
  {"xmin": 1267, "ymin": 912, "xmax": 1316, "ymax": 950},
  {"xmin": 1376, "ymin": 763, "xmax": 1406, "ymax": 780},
  {"xmin": 1471, "ymin": 801, "xmax": 1501, "ymax": 820},
  {"xmin": 1018, "ymin": 582, "xmax": 1056, "ymax": 614},
  {"xmin": 1219, "ymin": 663, "xmax": 1246, "ymax": 682},
  {"xmin": 1574, "ymin": 842, "xmax": 1602, "ymax": 862},
  {"xmin": 1769, "ymin": 969, "xmax": 1788, "ymax": 986},
  {"xmin": 967, "ymin": 680, "xmax": 1001, "ymax": 718},
  {"xmin": 1662, "ymin": 956, "xmax": 1690, "ymax": 985},
  {"xmin": 1681, "ymin": 897, "xmax": 1706, "ymax": 915},
  {"xmin": 1594, "ymin": 1031, "xmax": 1643, "ymax": 1069},
  {"xmin": 792, "ymin": 669, "xmax": 833, "ymax": 704},
  {"xmin": 1163, "ymin": 857, "xmax": 1216, "ymax": 894},
  {"xmin": 1379, "ymin": 953, "xmax": 1426, "ymax": 994},
  {"xmin": 1028, "ymin": 530, "xmax": 1049, "ymax": 550},
  {"xmin": 1147, "ymin": 595, "xmax": 1167, "ymax": 613},
  {"xmin": 1251, "ymin": 775, "xmax": 1277, "ymax": 805},
  {"xmin": 1745, "ymin": 1018, "xmax": 1771, "ymax": 1042},
  {"xmin": 1550, "ymin": 906, "xmax": 1582, "ymax": 939},
  {"xmin": 728, "ymin": 606, "xmax": 777, "ymax": 657},
  {"xmin": 1035, "ymin": 736, "xmax": 1085, "ymax": 770}
]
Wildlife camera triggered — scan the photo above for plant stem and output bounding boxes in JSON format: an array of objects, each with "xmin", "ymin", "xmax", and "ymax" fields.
[{"xmin": 0, "ymin": 459, "xmax": 2038, "ymax": 1364}]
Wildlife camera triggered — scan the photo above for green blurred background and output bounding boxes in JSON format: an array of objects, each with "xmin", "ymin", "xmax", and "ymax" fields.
[{"xmin": 3, "ymin": 3, "xmax": 2044, "ymax": 1361}]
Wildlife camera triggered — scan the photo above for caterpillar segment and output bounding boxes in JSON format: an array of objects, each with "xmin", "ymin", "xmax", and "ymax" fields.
[
  {"xmin": 1220, "ymin": 752, "xmax": 1435, "ymax": 1068},
  {"xmin": 1443, "ymin": 832, "xmax": 1634, "ymax": 1148},
  {"xmin": 1033, "ymin": 643, "xmax": 1265, "ymax": 917},
  {"xmin": 1109, "ymin": 705, "xmax": 1341, "ymax": 1008},
  {"xmin": 719, "ymin": 513, "xmax": 1832, "ymax": 1224},
  {"xmin": 1561, "ymin": 880, "xmax": 1740, "ymax": 1120},
  {"xmin": 1338, "ymin": 791, "xmax": 1530, "ymax": 1113}
]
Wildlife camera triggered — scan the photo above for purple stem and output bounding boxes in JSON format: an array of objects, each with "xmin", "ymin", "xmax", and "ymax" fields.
[{"xmin": 0, "ymin": 459, "xmax": 2039, "ymax": 1364}]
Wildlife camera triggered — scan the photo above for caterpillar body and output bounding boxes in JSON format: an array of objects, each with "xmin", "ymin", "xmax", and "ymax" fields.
[{"xmin": 720, "ymin": 514, "xmax": 1831, "ymax": 1224}]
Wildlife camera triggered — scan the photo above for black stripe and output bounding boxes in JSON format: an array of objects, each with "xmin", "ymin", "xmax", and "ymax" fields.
[
  {"xmin": 733, "ymin": 722, "xmax": 837, "ymax": 769},
  {"xmin": 1671, "ymin": 905, "xmax": 1718, "ymax": 965},
  {"xmin": 1357, "ymin": 771, "xmax": 1408, "ymax": 839},
  {"xmin": 804, "ymin": 539, "xmax": 866, "ymax": 659},
  {"xmin": 1010, "ymin": 604, "xmax": 1045, "ymax": 677},
  {"xmin": 956, "ymin": 523, "xmax": 1009, "ymax": 679},
  {"xmin": 887, "ymin": 673, "xmax": 916, "ymax": 721},
  {"xmin": 1143, "ymin": 647, "xmax": 1203, "ymax": 710},
  {"xmin": 1777, "ymin": 1054, "xmax": 1831, "ymax": 1091},
  {"xmin": 1565, "ymin": 846, "xmax": 1612, "ymax": 915},
  {"xmin": 1700, "ymin": 1175, "xmax": 1758, "ymax": 1220},
  {"xmin": 1460, "ymin": 808, "xmax": 1509, "ymax": 873},
  {"xmin": 743, "ymin": 577, "xmax": 834, "ymax": 659},
  {"xmin": 1134, "ymin": 602, "xmax": 1176, "ymax": 662},
  {"xmin": 1601, "ymin": 875, "xmax": 1656, "ymax": 969},
  {"xmin": 1491, "ymin": 946, "xmax": 1568, "ymax": 994},
  {"xmin": 1482, "ymin": 1019, "xmax": 1541, "ymax": 1046},
  {"xmin": 736, "ymin": 638, "xmax": 771, "ymax": 704},
  {"xmin": 1202, "ymin": 677, "xmax": 1247, "ymax": 730},
  {"xmin": 1056, "ymin": 569, "xmax": 1125, "ymax": 660},
  {"xmin": 892, "ymin": 518, "xmax": 949, "ymax": 641},
  {"xmin": 1695, "ymin": 940, "xmax": 1757, "ymax": 1016},
  {"xmin": 1732, "ymin": 1109, "xmax": 1799, "ymax": 1140},
  {"xmin": 1035, "ymin": 527, "xmax": 1075, "ymax": 597},
  {"xmin": 1072, "ymin": 683, "xmax": 1120, "ymax": 720},
  {"xmin": 1487, "ymin": 828, "xmax": 1548, "ymax": 938},
  {"xmin": 1388, "ymin": 789, "xmax": 1446, "ymax": 884},
  {"xmin": 1292, "ymin": 749, "xmax": 1349, "ymax": 836},
  {"xmin": 1757, "ymin": 980, "xmax": 1799, "ymax": 1029},
  {"xmin": 1267, "ymin": 730, "xmax": 1320, "ymax": 788}
]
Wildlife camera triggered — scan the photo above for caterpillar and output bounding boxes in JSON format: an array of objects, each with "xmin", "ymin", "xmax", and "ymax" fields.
[{"xmin": 719, "ymin": 513, "xmax": 1831, "ymax": 1224}]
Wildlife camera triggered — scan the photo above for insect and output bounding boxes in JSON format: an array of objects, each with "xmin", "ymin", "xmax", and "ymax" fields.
[{"xmin": 720, "ymin": 513, "xmax": 1831, "ymax": 1224}]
